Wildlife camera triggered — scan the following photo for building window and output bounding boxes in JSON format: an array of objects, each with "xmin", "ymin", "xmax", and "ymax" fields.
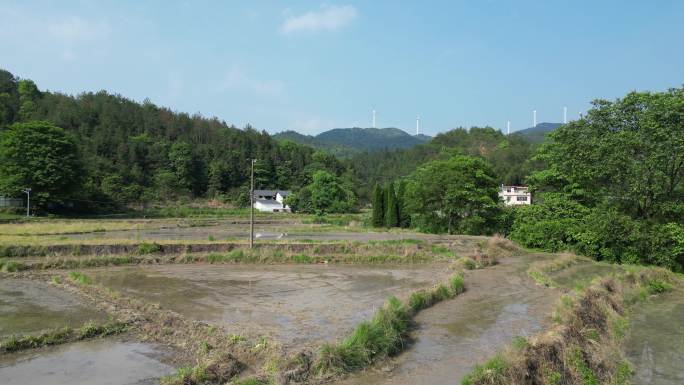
[{"xmin": 517, "ymin": 196, "xmax": 528, "ymax": 201}]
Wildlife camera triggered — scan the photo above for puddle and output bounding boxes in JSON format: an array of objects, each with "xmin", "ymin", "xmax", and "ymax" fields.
[
  {"xmin": 337, "ymin": 256, "xmax": 559, "ymax": 385},
  {"xmin": 0, "ymin": 338, "xmax": 174, "ymax": 385},
  {"xmin": 90, "ymin": 264, "xmax": 447, "ymax": 347},
  {"xmin": 0, "ymin": 279, "xmax": 106, "ymax": 337},
  {"xmin": 624, "ymin": 291, "xmax": 684, "ymax": 385}
]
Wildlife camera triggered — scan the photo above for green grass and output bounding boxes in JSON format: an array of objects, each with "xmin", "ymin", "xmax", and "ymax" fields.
[
  {"xmin": 0, "ymin": 258, "xmax": 27, "ymax": 272},
  {"xmin": 1, "ymin": 320, "xmax": 126, "ymax": 353},
  {"xmin": 319, "ymin": 272, "xmax": 466, "ymax": 374},
  {"xmin": 68, "ymin": 271, "xmax": 93, "ymax": 285},
  {"xmin": 461, "ymin": 354, "xmax": 509, "ymax": 385},
  {"xmin": 317, "ymin": 297, "xmax": 410, "ymax": 373},
  {"xmin": 137, "ymin": 242, "xmax": 162, "ymax": 255}
]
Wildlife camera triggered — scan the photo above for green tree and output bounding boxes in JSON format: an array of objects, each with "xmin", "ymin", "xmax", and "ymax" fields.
[
  {"xmin": 395, "ymin": 179, "xmax": 410, "ymax": 228},
  {"xmin": 371, "ymin": 184, "xmax": 385, "ymax": 227},
  {"xmin": 309, "ymin": 170, "xmax": 355, "ymax": 214},
  {"xmin": 17, "ymin": 79, "xmax": 40, "ymax": 121},
  {"xmin": 404, "ymin": 155, "xmax": 501, "ymax": 234},
  {"xmin": 385, "ymin": 182, "xmax": 399, "ymax": 227},
  {"xmin": 531, "ymin": 88, "xmax": 684, "ymax": 221},
  {"xmin": 0, "ymin": 121, "xmax": 83, "ymax": 208}
]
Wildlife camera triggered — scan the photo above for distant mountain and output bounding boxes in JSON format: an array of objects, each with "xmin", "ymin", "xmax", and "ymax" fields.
[
  {"xmin": 513, "ymin": 122, "xmax": 562, "ymax": 143},
  {"xmin": 273, "ymin": 127, "xmax": 431, "ymax": 156}
]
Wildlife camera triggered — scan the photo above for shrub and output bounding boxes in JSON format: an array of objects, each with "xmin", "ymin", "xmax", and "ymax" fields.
[{"xmin": 137, "ymin": 242, "xmax": 161, "ymax": 255}]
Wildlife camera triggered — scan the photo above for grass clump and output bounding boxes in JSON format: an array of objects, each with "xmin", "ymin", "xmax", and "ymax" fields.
[
  {"xmin": 1, "ymin": 320, "xmax": 126, "ymax": 353},
  {"xmin": 0, "ymin": 258, "xmax": 27, "ymax": 272},
  {"xmin": 319, "ymin": 273, "xmax": 466, "ymax": 375},
  {"xmin": 317, "ymin": 297, "xmax": 410, "ymax": 373},
  {"xmin": 68, "ymin": 271, "xmax": 93, "ymax": 285},
  {"xmin": 137, "ymin": 242, "xmax": 162, "ymax": 255},
  {"xmin": 461, "ymin": 354, "xmax": 509, "ymax": 385}
]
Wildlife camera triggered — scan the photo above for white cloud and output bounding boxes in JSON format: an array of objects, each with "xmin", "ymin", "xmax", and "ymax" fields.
[{"xmin": 281, "ymin": 5, "xmax": 357, "ymax": 35}]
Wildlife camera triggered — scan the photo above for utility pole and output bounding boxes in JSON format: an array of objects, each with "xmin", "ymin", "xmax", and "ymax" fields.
[
  {"xmin": 250, "ymin": 159, "xmax": 256, "ymax": 249},
  {"xmin": 22, "ymin": 188, "xmax": 31, "ymax": 217}
]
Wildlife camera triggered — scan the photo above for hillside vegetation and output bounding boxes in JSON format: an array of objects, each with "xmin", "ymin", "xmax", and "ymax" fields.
[
  {"xmin": 273, "ymin": 127, "xmax": 430, "ymax": 157},
  {"xmin": 0, "ymin": 69, "xmax": 350, "ymax": 211}
]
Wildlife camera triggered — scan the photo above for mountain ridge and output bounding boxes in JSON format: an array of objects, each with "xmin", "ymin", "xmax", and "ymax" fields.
[{"xmin": 272, "ymin": 127, "xmax": 430, "ymax": 156}]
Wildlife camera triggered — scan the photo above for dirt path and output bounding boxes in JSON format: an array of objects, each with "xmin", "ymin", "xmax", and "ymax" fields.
[{"xmin": 336, "ymin": 255, "xmax": 560, "ymax": 385}]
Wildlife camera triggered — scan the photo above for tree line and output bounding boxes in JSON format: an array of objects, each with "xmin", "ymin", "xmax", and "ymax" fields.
[{"xmin": 0, "ymin": 69, "xmax": 353, "ymax": 212}]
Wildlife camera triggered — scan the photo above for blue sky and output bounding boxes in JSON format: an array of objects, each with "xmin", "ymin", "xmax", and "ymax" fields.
[{"xmin": 1, "ymin": 1, "xmax": 683, "ymax": 135}]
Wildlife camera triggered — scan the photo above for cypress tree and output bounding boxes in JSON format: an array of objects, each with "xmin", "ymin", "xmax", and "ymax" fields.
[
  {"xmin": 385, "ymin": 182, "xmax": 399, "ymax": 227},
  {"xmin": 371, "ymin": 184, "xmax": 385, "ymax": 227},
  {"xmin": 396, "ymin": 179, "xmax": 409, "ymax": 228}
]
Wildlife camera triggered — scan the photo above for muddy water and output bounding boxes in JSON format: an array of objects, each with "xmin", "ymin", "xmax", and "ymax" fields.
[
  {"xmin": 337, "ymin": 256, "xmax": 559, "ymax": 385},
  {"xmin": 624, "ymin": 291, "xmax": 684, "ymax": 385},
  {"xmin": 0, "ymin": 278, "xmax": 105, "ymax": 337},
  {"xmin": 0, "ymin": 338, "xmax": 174, "ymax": 385},
  {"xmin": 90, "ymin": 264, "xmax": 449, "ymax": 348}
]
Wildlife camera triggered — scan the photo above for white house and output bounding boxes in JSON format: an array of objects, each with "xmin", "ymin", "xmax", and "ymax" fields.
[
  {"xmin": 253, "ymin": 189, "xmax": 291, "ymax": 212},
  {"xmin": 499, "ymin": 185, "xmax": 531, "ymax": 206}
]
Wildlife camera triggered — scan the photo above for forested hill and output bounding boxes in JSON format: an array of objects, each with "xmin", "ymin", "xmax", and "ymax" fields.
[
  {"xmin": 0, "ymin": 69, "xmax": 347, "ymax": 210},
  {"xmin": 349, "ymin": 126, "xmax": 539, "ymax": 199},
  {"xmin": 272, "ymin": 127, "xmax": 430, "ymax": 157},
  {"xmin": 513, "ymin": 122, "xmax": 561, "ymax": 143}
]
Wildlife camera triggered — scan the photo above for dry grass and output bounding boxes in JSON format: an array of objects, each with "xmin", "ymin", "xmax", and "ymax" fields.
[
  {"xmin": 461, "ymin": 266, "xmax": 680, "ymax": 385},
  {"xmin": 527, "ymin": 253, "xmax": 585, "ymax": 287}
]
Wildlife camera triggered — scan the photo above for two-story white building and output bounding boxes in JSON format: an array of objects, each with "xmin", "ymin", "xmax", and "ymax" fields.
[
  {"xmin": 253, "ymin": 189, "xmax": 291, "ymax": 212},
  {"xmin": 499, "ymin": 185, "xmax": 531, "ymax": 206}
]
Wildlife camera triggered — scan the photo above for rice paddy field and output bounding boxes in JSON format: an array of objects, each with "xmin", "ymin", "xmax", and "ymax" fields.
[{"xmin": 0, "ymin": 214, "xmax": 681, "ymax": 385}]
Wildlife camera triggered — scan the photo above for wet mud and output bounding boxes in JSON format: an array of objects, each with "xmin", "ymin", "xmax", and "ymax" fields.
[
  {"xmin": 90, "ymin": 264, "xmax": 450, "ymax": 348},
  {"xmin": 0, "ymin": 278, "xmax": 105, "ymax": 337},
  {"xmin": 337, "ymin": 256, "xmax": 559, "ymax": 385},
  {"xmin": 624, "ymin": 291, "xmax": 684, "ymax": 385}
]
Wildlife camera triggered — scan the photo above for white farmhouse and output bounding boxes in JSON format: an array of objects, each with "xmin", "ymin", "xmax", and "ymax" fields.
[
  {"xmin": 253, "ymin": 189, "xmax": 291, "ymax": 212},
  {"xmin": 499, "ymin": 185, "xmax": 531, "ymax": 206}
]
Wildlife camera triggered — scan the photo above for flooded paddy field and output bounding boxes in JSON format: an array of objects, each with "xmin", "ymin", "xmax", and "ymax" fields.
[
  {"xmin": 0, "ymin": 338, "xmax": 174, "ymax": 385},
  {"xmin": 0, "ymin": 278, "xmax": 105, "ymax": 337},
  {"xmin": 337, "ymin": 255, "xmax": 559, "ymax": 385},
  {"xmin": 58, "ymin": 223, "xmax": 482, "ymax": 244},
  {"xmin": 88, "ymin": 263, "xmax": 451, "ymax": 348},
  {"xmin": 624, "ymin": 291, "xmax": 684, "ymax": 385}
]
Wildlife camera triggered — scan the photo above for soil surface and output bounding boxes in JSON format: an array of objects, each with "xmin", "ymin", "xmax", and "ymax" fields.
[
  {"xmin": 336, "ymin": 255, "xmax": 560, "ymax": 385},
  {"xmin": 0, "ymin": 337, "xmax": 174, "ymax": 385},
  {"xmin": 624, "ymin": 290, "xmax": 684, "ymax": 385},
  {"xmin": 0, "ymin": 278, "xmax": 106, "ymax": 337},
  {"xmin": 88, "ymin": 263, "xmax": 453, "ymax": 348}
]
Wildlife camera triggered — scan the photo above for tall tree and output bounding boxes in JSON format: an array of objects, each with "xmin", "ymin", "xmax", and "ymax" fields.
[
  {"xmin": 0, "ymin": 121, "xmax": 83, "ymax": 208},
  {"xmin": 395, "ymin": 179, "xmax": 410, "ymax": 228},
  {"xmin": 371, "ymin": 184, "xmax": 385, "ymax": 227},
  {"xmin": 530, "ymin": 88, "xmax": 684, "ymax": 222},
  {"xmin": 385, "ymin": 182, "xmax": 399, "ymax": 227},
  {"xmin": 309, "ymin": 170, "xmax": 355, "ymax": 214},
  {"xmin": 404, "ymin": 155, "xmax": 501, "ymax": 234}
]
